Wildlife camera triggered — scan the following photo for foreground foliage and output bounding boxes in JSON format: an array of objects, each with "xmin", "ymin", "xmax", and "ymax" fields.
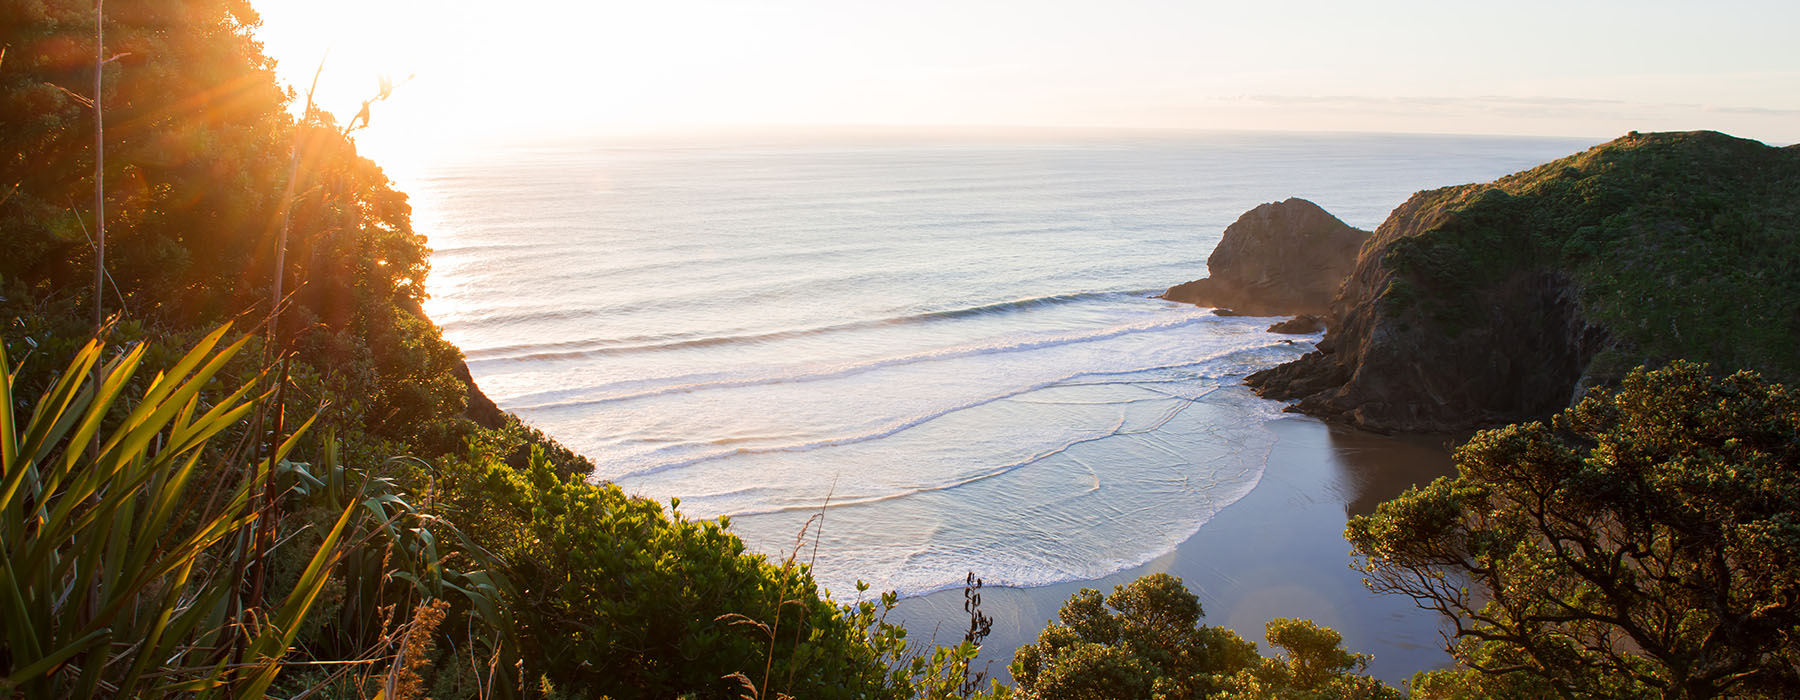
[
  {"xmin": 436, "ymin": 446, "xmax": 897, "ymax": 699},
  {"xmin": 1349, "ymin": 362, "xmax": 1800, "ymax": 700},
  {"xmin": 0, "ymin": 328, "xmax": 356, "ymax": 697},
  {"xmin": 1008, "ymin": 573, "xmax": 1398, "ymax": 700}
]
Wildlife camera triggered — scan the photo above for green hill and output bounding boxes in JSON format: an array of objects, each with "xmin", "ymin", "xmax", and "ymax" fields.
[{"xmin": 1250, "ymin": 131, "xmax": 1800, "ymax": 432}]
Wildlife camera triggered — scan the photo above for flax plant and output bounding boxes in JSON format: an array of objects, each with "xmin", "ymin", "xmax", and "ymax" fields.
[{"xmin": 0, "ymin": 326, "xmax": 355, "ymax": 698}]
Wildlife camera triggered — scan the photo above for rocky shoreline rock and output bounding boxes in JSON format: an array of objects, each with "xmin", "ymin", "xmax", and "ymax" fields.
[
  {"xmin": 1161, "ymin": 198, "xmax": 1369, "ymax": 317},
  {"xmin": 1266, "ymin": 314, "xmax": 1326, "ymax": 334}
]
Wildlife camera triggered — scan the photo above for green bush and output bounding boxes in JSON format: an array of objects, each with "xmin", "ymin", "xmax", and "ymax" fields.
[
  {"xmin": 1009, "ymin": 574, "xmax": 1395, "ymax": 700},
  {"xmin": 1216, "ymin": 619, "xmax": 1400, "ymax": 700},
  {"xmin": 435, "ymin": 446, "xmax": 898, "ymax": 699}
]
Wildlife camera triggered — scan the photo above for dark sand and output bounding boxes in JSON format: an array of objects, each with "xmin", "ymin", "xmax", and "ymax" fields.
[{"xmin": 891, "ymin": 415, "xmax": 1461, "ymax": 687}]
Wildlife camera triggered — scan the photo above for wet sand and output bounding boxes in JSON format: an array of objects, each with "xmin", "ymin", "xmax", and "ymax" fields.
[{"xmin": 890, "ymin": 415, "xmax": 1462, "ymax": 687}]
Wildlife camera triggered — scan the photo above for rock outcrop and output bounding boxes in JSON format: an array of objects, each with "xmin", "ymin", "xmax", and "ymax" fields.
[
  {"xmin": 1266, "ymin": 314, "xmax": 1326, "ymax": 334},
  {"xmin": 1248, "ymin": 131, "xmax": 1800, "ymax": 433},
  {"xmin": 1161, "ymin": 198, "xmax": 1369, "ymax": 316}
]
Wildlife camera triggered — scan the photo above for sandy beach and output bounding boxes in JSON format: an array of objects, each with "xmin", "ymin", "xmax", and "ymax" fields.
[{"xmin": 891, "ymin": 414, "xmax": 1462, "ymax": 687}]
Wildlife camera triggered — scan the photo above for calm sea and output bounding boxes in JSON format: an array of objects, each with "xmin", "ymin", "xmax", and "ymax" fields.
[{"xmin": 410, "ymin": 129, "xmax": 1590, "ymax": 599}]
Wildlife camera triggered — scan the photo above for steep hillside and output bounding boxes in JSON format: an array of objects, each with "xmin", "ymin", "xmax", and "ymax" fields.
[{"xmin": 1249, "ymin": 131, "xmax": 1800, "ymax": 432}]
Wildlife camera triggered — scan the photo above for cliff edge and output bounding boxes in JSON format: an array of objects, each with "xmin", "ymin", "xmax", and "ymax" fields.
[
  {"xmin": 1249, "ymin": 131, "xmax": 1800, "ymax": 433},
  {"xmin": 1162, "ymin": 198, "xmax": 1370, "ymax": 316}
]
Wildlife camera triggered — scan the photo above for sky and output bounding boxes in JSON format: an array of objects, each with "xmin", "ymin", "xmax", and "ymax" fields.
[{"xmin": 248, "ymin": 0, "xmax": 1800, "ymax": 167}]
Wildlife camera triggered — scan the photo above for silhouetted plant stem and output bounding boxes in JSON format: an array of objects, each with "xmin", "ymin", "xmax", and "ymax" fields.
[
  {"xmin": 84, "ymin": 0, "xmax": 106, "ymax": 641},
  {"xmin": 247, "ymin": 357, "xmax": 292, "ymax": 621},
  {"xmin": 270, "ymin": 60, "xmax": 324, "ymax": 352},
  {"xmin": 92, "ymin": 0, "xmax": 103, "ymax": 338},
  {"xmin": 959, "ymin": 572, "xmax": 993, "ymax": 697}
]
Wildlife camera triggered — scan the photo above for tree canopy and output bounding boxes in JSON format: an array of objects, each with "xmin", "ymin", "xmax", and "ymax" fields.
[
  {"xmin": 1008, "ymin": 573, "xmax": 1398, "ymax": 700},
  {"xmin": 0, "ymin": 0, "xmax": 591, "ymax": 471},
  {"xmin": 1347, "ymin": 361, "xmax": 1800, "ymax": 700}
]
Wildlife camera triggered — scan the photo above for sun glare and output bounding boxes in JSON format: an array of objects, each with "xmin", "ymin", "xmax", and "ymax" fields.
[
  {"xmin": 249, "ymin": 0, "xmax": 1800, "ymax": 175},
  {"xmin": 251, "ymin": 0, "xmax": 442, "ymax": 171}
]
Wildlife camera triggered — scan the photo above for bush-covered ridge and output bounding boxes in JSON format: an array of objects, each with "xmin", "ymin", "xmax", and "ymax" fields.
[
  {"xmin": 1383, "ymin": 130, "xmax": 1800, "ymax": 380},
  {"xmin": 1250, "ymin": 130, "xmax": 1800, "ymax": 432}
]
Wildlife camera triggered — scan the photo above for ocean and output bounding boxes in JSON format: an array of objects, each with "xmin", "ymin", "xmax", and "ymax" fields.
[{"xmin": 410, "ymin": 129, "xmax": 1591, "ymax": 600}]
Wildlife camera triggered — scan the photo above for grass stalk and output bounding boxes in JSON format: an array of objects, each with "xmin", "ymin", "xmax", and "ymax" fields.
[{"xmin": 91, "ymin": 0, "xmax": 104, "ymax": 338}]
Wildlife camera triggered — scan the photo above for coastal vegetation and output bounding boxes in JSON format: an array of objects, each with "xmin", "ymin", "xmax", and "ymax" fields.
[
  {"xmin": 4, "ymin": 1, "xmax": 1797, "ymax": 699},
  {"xmin": 1006, "ymin": 574, "xmax": 1396, "ymax": 700},
  {"xmin": 1349, "ymin": 362, "xmax": 1800, "ymax": 700},
  {"xmin": 0, "ymin": 327, "xmax": 351, "ymax": 698},
  {"xmin": 1375, "ymin": 132, "xmax": 1800, "ymax": 382}
]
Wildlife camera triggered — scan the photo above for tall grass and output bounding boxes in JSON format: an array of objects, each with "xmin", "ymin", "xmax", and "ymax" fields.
[{"xmin": 0, "ymin": 326, "xmax": 354, "ymax": 697}]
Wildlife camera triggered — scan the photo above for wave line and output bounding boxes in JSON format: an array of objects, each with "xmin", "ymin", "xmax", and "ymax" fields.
[
  {"xmin": 508, "ymin": 310, "xmax": 1232, "ymax": 410},
  {"xmin": 466, "ymin": 288, "xmax": 1165, "ymax": 363}
]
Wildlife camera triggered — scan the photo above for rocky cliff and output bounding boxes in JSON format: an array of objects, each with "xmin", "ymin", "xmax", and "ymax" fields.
[
  {"xmin": 1162, "ymin": 198, "xmax": 1370, "ymax": 316},
  {"xmin": 1248, "ymin": 131, "xmax": 1800, "ymax": 433}
]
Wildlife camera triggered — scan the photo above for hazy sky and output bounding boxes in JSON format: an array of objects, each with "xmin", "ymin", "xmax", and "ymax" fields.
[{"xmin": 250, "ymin": 0, "xmax": 1800, "ymax": 166}]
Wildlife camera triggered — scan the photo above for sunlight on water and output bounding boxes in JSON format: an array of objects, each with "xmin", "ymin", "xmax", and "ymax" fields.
[{"xmin": 413, "ymin": 130, "xmax": 1591, "ymax": 597}]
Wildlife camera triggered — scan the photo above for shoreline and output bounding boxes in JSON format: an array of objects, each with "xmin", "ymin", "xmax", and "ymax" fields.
[{"xmin": 890, "ymin": 414, "xmax": 1461, "ymax": 687}]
